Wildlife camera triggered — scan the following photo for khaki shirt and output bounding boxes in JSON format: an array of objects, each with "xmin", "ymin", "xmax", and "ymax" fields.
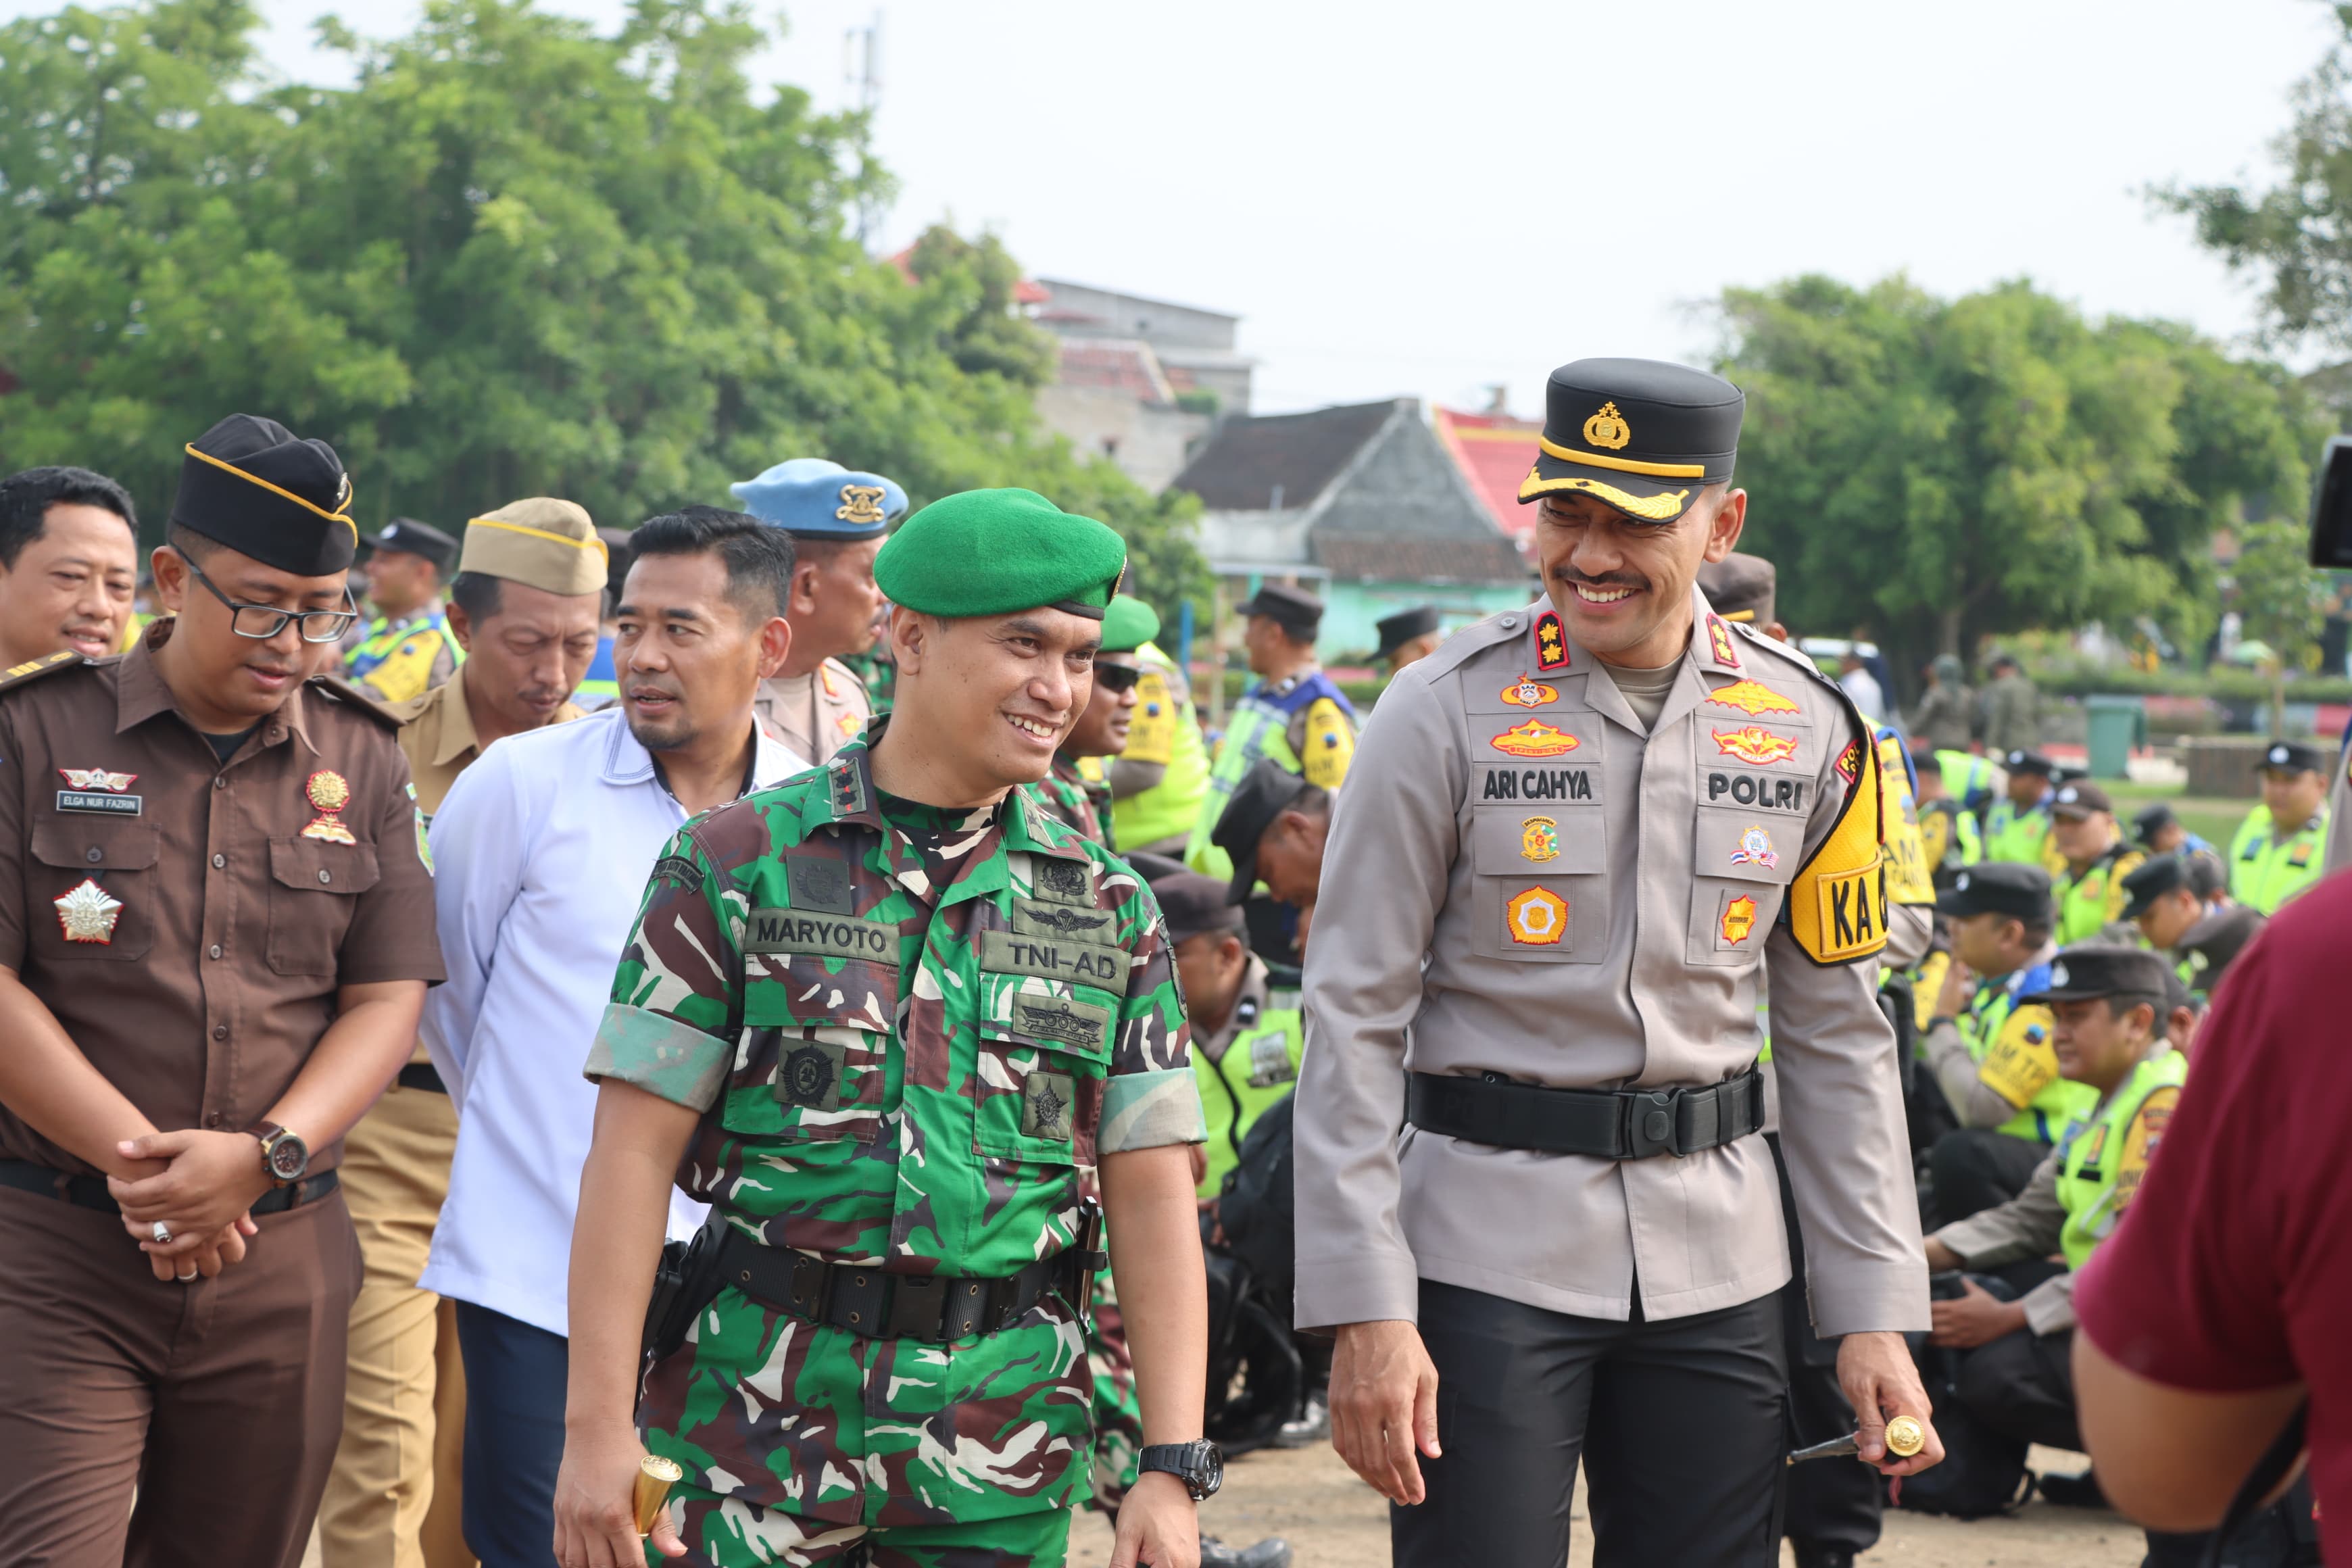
[
  {"xmin": 1930, "ymin": 1150, "xmax": 2076, "ymax": 1335},
  {"xmin": 753, "ymin": 658, "xmax": 869, "ymax": 766},
  {"xmin": 385, "ymin": 671, "xmax": 585, "ymax": 818},
  {"xmin": 0, "ymin": 624, "xmax": 445, "ymax": 1177},
  {"xmin": 1295, "ymin": 590, "xmax": 1928, "ymax": 1335}
]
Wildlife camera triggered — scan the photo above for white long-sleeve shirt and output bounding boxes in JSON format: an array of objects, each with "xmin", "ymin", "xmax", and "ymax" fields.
[{"xmin": 419, "ymin": 708, "xmax": 807, "ymax": 1336}]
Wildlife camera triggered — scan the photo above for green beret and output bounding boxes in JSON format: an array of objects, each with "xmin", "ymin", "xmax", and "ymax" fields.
[
  {"xmin": 875, "ymin": 488, "xmax": 1126, "ymax": 620},
  {"xmin": 1100, "ymin": 595, "xmax": 1160, "ymax": 654}
]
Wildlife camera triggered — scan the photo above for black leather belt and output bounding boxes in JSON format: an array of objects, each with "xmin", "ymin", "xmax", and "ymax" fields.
[
  {"xmin": 713, "ymin": 1224, "xmax": 1105, "ymax": 1345},
  {"xmin": 0, "ymin": 1158, "xmax": 339, "ymax": 1216},
  {"xmin": 1406, "ymin": 1068, "xmax": 1765, "ymax": 1159},
  {"xmin": 397, "ymin": 1061, "xmax": 447, "ymax": 1094}
]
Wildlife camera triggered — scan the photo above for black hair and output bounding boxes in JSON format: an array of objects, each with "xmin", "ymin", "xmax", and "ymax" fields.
[
  {"xmin": 0, "ymin": 466, "xmax": 138, "ymax": 568},
  {"xmin": 166, "ymin": 520, "xmax": 221, "ymax": 563},
  {"xmin": 1290, "ymin": 783, "xmax": 1332, "ymax": 819},
  {"xmin": 449, "ymin": 571, "xmax": 503, "ymax": 624},
  {"xmin": 625, "ymin": 506, "xmax": 794, "ymax": 622},
  {"xmin": 2104, "ymin": 991, "xmax": 2164, "ymax": 1026},
  {"xmin": 2015, "ymin": 913, "xmax": 2055, "ymax": 948}
]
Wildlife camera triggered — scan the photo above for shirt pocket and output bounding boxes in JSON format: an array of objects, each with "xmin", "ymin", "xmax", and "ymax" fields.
[
  {"xmin": 266, "ymin": 837, "xmax": 382, "ymax": 976},
  {"xmin": 972, "ymin": 973, "xmax": 1116, "ymax": 1167},
  {"xmin": 1686, "ymin": 806, "xmax": 1798, "ymax": 966},
  {"xmin": 720, "ymin": 954, "xmax": 898, "ymax": 1144},
  {"xmin": 28, "ymin": 819, "xmax": 159, "ymax": 962},
  {"xmin": 1467, "ymin": 802, "xmax": 1607, "ymax": 964}
]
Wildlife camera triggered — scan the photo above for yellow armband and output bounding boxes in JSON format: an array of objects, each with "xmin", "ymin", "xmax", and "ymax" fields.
[
  {"xmin": 1123, "ymin": 669, "xmax": 1177, "ymax": 766},
  {"xmin": 1298, "ymin": 696, "xmax": 1355, "ymax": 791},
  {"xmin": 1786, "ymin": 727, "xmax": 1888, "ymax": 964},
  {"xmin": 1977, "ymin": 1002, "xmax": 2058, "ymax": 1110}
]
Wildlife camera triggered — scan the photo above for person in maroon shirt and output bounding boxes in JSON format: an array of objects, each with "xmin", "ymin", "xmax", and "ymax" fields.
[{"xmin": 2074, "ymin": 870, "xmax": 2350, "ymax": 1544}]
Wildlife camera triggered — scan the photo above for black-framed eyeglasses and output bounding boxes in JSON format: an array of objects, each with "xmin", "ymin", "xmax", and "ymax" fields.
[
  {"xmin": 180, "ymin": 552, "xmax": 360, "ymax": 644},
  {"xmin": 1094, "ymin": 662, "xmax": 1143, "ymax": 694}
]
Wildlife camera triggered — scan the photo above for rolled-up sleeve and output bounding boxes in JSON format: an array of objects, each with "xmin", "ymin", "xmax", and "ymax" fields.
[
  {"xmin": 587, "ymin": 827, "xmax": 742, "ymax": 1107},
  {"xmin": 1102, "ymin": 890, "xmax": 1203, "ymax": 1152}
]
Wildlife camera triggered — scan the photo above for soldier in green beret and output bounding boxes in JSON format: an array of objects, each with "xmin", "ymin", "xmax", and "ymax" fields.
[
  {"xmin": 1034, "ymin": 594, "xmax": 1158, "ymax": 850},
  {"xmin": 556, "ymin": 489, "xmax": 1217, "ymax": 1568}
]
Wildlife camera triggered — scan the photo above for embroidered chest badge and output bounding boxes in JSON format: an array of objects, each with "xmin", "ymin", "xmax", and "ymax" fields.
[
  {"xmin": 1721, "ymin": 895, "xmax": 1759, "ymax": 944},
  {"xmin": 1712, "ymin": 727, "xmax": 1800, "ymax": 766},
  {"xmin": 1730, "ymin": 825, "xmax": 1779, "ymax": 870},
  {"xmin": 301, "ymin": 770, "xmax": 357, "ymax": 845},
  {"xmin": 1834, "ymin": 739, "xmax": 1863, "ymax": 785},
  {"xmin": 1521, "ymin": 816, "xmax": 1560, "ymax": 862},
  {"xmin": 54, "ymin": 877, "xmax": 124, "ymax": 944},
  {"xmin": 1705, "ymin": 680, "xmax": 1800, "ymax": 717},
  {"xmin": 1533, "ymin": 611, "xmax": 1570, "ymax": 672},
  {"xmin": 1490, "ymin": 719, "xmax": 1579, "ymax": 758},
  {"xmin": 1506, "ymin": 886, "xmax": 1569, "ymax": 946},
  {"xmin": 1502, "ymin": 674, "xmax": 1558, "ymax": 708}
]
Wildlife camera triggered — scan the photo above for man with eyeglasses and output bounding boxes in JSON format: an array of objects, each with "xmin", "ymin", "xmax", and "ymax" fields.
[{"xmin": 0, "ymin": 414, "xmax": 444, "ymax": 1568}]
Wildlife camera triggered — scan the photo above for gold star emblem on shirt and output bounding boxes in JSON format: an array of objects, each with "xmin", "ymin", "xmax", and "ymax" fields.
[{"xmin": 53, "ymin": 878, "xmax": 124, "ymax": 944}]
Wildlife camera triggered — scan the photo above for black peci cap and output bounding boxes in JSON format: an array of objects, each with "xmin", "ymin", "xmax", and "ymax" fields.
[
  {"xmin": 2049, "ymin": 781, "xmax": 2113, "ymax": 818},
  {"xmin": 2178, "ymin": 904, "xmax": 2264, "ymax": 996},
  {"xmin": 1937, "ymin": 862, "xmax": 2054, "ymax": 923},
  {"xmin": 2018, "ymin": 944, "xmax": 2174, "ymax": 1005},
  {"xmin": 2255, "ymin": 739, "xmax": 2324, "ymax": 775},
  {"xmin": 362, "ymin": 516, "xmax": 460, "ymax": 577},
  {"xmin": 1148, "ymin": 868, "xmax": 1247, "ymax": 946},
  {"xmin": 2120, "ymin": 851, "xmax": 2224, "ymax": 921},
  {"xmin": 1696, "ymin": 552, "xmax": 1777, "ymax": 627},
  {"xmin": 2132, "ymin": 802, "xmax": 2178, "ymax": 846},
  {"xmin": 170, "ymin": 414, "xmax": 356, "ymax": 577},
  {"xmin": 1517, "ymin": 358, "xmax": 1742, "ymax": 526},
  {"xmin": 1234, "ymin": 581, "xmax": 1323, "ymax": 638},
  {"xmin": 1375, "ymin": 604, "xmax": 1441, "ymax": 660},
  {"xmin": 1211, "ymin": 759, "xmax": 1309, "ymax": 904},
  {"xmin": 2004, "ymin": 750, "xmax": 2057, "ymax": 779}
]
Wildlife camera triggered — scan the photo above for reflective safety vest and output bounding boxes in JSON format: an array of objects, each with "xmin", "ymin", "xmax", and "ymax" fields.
[
  {"xmin": 1918, "ymin": 800, "xmax": 1983, "ymax": 883},
  {"xmin": 1981, "ymin": 793, "xmax": 2053, "ymax": 866},
  {"xmin": 2055, "ymin": 841, "xmax": 2145, "ymax": 944},
  {"xmin": 1878, "ymin": 727, "xmax": 1938, "ymax": 913},
  {"xmin": 1963, "ymin": 958, "xmax": 2100, "ymax": 1147},
  {"xmin": 1193, "ymin": 982, "xmax": 1304, "ymax": 1197},
  {"xmin": 573, "ymin": 632, "xmax": 618, "ymax": 707},
  {"xmin": 1936, "ymin": 750, "xmax": 1999, "ymax": 816},
  {"xmin": 1184, "ymin": 668, "xmax": 1356, "ymax": 874},
  {"xmin": 1111, "ymin": 641, "xmax": 1214, "ymax": 854},
  {"xmin": 343, "ymin": 604, "xmax": 460, "ymax": 704},
  {"xmin": 2228, "ymin": 803, "xmax": 2328, "ymax": 914},
  {"xmin": 2055, "ymin": 1048, "xmax": 2186, "ymax": 1272}
]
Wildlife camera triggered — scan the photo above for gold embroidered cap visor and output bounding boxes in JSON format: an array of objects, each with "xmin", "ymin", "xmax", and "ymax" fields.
[
  {"xmin": 1517, "ymin": 357, "xmax": 1744, "ymax": 525},
  {"xmin": 169, "ymin": 413, "xmax": 358, "ymax": 577},
  {"xmin": 460, "ymin": 497, "xmax": 610, "ymax": 597}
]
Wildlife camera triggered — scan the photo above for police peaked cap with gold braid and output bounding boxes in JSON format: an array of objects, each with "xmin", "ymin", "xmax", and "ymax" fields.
[
  {"xmin": 1518, "ymin": 358, "xmax": 1743, "ymax": 525},
  {"xmin": 170, "ymin": 414, "xmax": 357, "ymax": 577}
]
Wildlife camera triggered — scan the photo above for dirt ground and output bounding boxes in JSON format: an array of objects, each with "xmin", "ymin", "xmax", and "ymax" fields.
[{"xmin": 1071, "ymin": 1443, "xmax": 2149, "ymax": 1567}]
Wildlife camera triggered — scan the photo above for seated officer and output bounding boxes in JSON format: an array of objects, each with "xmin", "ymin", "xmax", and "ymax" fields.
[
  {"xmin": 1211, "ymin": 759, "xmax": 1331, "ymax": 957},
  {"xmin": 2121, "ymin": 851, "xmax": 2228, "ymax": 973},
  {"xmin": 2047, "ymin": 783, "xmax": 2144, "ymax": 944},
  {"xmin": 1923, "ymin": 946, "xmax": 2190, "ymax": 1558},
  {"xmin": 1911, "ymin": 748, "xmax": 1982, "ymax": 887},
  {"xmin": 2176, "ymin": 901, "xmax": 2264, "ymax": 1004},
  {"xmin": 2132, "ymin": 801, "xmax": 2214, "ymax": 858},
  {"xmin": 2230, "ymin": 739, "xmax": 2330, "ymax": 912},
  {"xmin": 1982, "ymin": 750, "xmax": 2058, "ymax": 865},
  {"xmin": 1373, "ymin": 604, "xmax": 1443, "ymax": 674},
  {"xmin": 1919, "ymin": 865, "xmax": 2100, "ymax": 1224}
]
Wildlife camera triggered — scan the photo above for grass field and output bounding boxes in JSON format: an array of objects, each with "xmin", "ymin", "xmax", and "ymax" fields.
[{"xmin": 2098, "ymin": 778, "xmax": 2253, "ymax": 854}]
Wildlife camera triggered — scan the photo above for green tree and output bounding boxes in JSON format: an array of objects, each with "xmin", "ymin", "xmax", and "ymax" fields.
[
  {"xmin": 1716, "ymin": 274, "xmax": 2323, "ymax": 695},
  {"xmin": 0, "ymin": 0, "xmax": 1207, "ymax": 629},
  {"xmin": 2230, "ymin": 518, "xmax": 2332, "ymax": 735}
]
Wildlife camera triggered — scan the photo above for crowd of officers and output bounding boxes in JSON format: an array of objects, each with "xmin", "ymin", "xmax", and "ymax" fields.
[{"xmin": 0, "ymin": 362, "xmax": 2336, "ymax": 1568}]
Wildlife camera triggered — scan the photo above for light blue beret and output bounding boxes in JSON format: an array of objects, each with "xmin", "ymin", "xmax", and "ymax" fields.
[{"xmin": 728, "ymin": 458, "xmax": 909, "ymax": 540}]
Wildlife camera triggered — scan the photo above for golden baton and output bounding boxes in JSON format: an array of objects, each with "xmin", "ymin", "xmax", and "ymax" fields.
[
  {"xmin": 1786, "ymin": 1415, "xmax": 1925, "ymax": 1465},
  {"xmin": 633, "ymin": 1454, "xmax": 683, "ymax": 1535}
]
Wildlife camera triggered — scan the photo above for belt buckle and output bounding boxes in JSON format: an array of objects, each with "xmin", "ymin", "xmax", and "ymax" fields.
[
  {"xmin": 886, "ymin": 1274, "xmax": 946, "ymax": 1342},
  {"xmin": 1625, "ymin": 1089, "xmax": 1680, "ymax": 1158}
]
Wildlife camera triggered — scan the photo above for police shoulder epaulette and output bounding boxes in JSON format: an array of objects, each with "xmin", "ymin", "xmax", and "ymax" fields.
[
  {"xmin": 1409, "ymin": 606, "xmax": 1529, "ymax": 685},
  {"xmin": 304, "ymin": 674, "xmax": 404, "ymax": 730},
  {"xmin": 0, "ymin": 649, "xmax": 94, "ymax": 696}
]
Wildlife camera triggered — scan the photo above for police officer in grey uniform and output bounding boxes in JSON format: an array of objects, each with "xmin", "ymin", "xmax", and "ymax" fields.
[{"xmin": 1294, "ymin": 360, "xmax": 1939, "ymax": 1567}]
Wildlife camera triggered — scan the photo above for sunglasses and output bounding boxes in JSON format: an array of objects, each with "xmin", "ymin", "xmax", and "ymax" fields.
[{"xmin": 1093, "ymin": 662, "xmax": 1143, "ymax": 694}]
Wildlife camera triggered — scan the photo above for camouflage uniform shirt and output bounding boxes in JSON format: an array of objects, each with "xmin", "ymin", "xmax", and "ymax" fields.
[
  {"xmin": 1034, "ymin": 753, "xmax": 1113, "ymax": 851},
  {"xmin": 587, "ymin": 735, "xmax": 1204, "ymax": 1529}
]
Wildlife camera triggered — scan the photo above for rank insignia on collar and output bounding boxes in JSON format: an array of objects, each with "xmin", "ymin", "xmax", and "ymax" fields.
[
  {"xmin": 1520, "ymin": 816, "xmax": 1559, "ymax": 862},
  {"xmin": 1705, "ymin": 679, "xmax": 1801, "ymax": 717},
  {"xmin": 1711, "ymin": 726, "xmax": 1800, "ymax": 766},
  {"xmin": 54, "ymin": 877, "xmax": 124, "ymax": 944},
  {"xmin": 301, "ymin": 769, "xmax": 357, "ymax": 845},
  {"xmin": 1502, "ymin": 675, "xmax": 1558, "ymax": 709},
  {"xmin": 1490, "ymin": 719, "xmax": 1579, "ymax": 758},
  {"xmin": 1706, "ymin": 615, "xmax": 1741, "ymax": 670},
  {"xmin": 1721, "ymin": 894, "xmax": 1758, "ymax": 944},
  {"xmin": 1533, "ymin": 611, "xmax": 1569, "ymax": 671}
]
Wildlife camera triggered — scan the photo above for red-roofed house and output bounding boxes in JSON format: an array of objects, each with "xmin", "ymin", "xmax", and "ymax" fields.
[{"xmin": 1434, "ymin": 405, "xmax": 1543, "ymax": 547}]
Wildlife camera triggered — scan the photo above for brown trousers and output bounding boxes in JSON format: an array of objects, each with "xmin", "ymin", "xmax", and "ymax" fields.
[{"xmin": 0, "ymin": 1181, "xmax": 363, "ymax": 1568}]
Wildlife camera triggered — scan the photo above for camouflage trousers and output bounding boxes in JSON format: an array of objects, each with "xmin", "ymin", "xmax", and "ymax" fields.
[
  {"xmin": 1085, "ymin": 1275, "xmax": 1143, "ymax": 1513},
  {"xmin": 672, "ymin": 1486, "xmax": 1070, "ymax": 1567}
]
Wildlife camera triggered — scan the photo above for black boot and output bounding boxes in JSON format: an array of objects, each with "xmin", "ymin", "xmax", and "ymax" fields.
[
  {"xmin": 1790, "ymin": 1543, "xmax": 1856, "ymax": 1568},
  {"xmin": 1198, "ymin": 1536, "xmax": 1294, "ymax": 1568}
]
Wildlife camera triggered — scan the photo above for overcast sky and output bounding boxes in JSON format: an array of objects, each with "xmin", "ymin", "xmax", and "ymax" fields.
[{"xmin": 14, "ymin": 0, "xmax": 2342, "ymax": 416}]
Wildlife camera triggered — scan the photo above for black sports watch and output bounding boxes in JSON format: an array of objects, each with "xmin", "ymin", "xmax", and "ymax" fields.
[
  {"xmin": 1137, "ymin": 1440, "xmax": 1223, "ymax": 1501},
  {"xmin": 251, "ymin": 1121, "xmax": 309, "ymax": 1187}
]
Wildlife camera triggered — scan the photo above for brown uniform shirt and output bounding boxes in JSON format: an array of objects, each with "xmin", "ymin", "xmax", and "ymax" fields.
[
  {"xmin": 0, "ymin": 625, "xmax": 445, "ymax": 1177},
  {"xmin": 384, "ymin": 670, "xmax": 585, "ymax": 818}
]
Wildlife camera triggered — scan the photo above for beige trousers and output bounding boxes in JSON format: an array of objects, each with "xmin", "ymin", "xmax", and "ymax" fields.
[{"xmin": 318, "ymin": 1078, "xmax": 474, "ymax": 1568}]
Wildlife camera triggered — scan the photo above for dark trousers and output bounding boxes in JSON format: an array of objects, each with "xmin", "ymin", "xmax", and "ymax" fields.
[
  {"xmin": 1767, "ymin": 1134, "xmax": 1880, "ymax": 1559},
  {"xmin": 1928, "ymin": 1127, "xmax": 2048, "ymax": 1227},
  {"xmin": 0, "ymin": 1183, "xmax": 362, "ymax": 1568},
  {"xmin": 455, "ymin": 1298, "xmax": 570, "ymax": 1568},
  {"xmin": 1955, "ymin": 1321, "xmax": 2082, "ymax": 1452},
  {"xmin": 1395, "ymin": 1278, "xmax": 1788, "ymax": 1568}
]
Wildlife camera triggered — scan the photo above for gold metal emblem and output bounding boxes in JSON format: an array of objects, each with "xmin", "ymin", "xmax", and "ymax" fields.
[
  {"xmin": 1506, "ymin": 886, "xmax": 1569, "ymax": 946},
  {"xmin": 1582, "ymin": 400, "xmax": 1632, "ymax": 451},
  {"xmin": 1884, "ymin": 1416, "xmax": 1925, "ymax": 1458},
  {"xmin": 301, "ymin": 769, "xmax": 357, "ymax": 846},
  {"xmin": 58, "ymin": 768, "xmax": 138, "ymax": 791},
  {"xmin": 835, "ymin": 484, "xmax": 889, "ymax": 525},
  {"xmin": 1490, "ymin": 719, "xmax": 1579, "ymax": 758},
  {"xmin": 634, "ymin": 1454, "xmax": 684, "ymax": 1535},
  {"xmin": 1521, "ymin": 816, "xmax": 1559, "ymax": 862},
  {"xmin": 53, "ymin": 877, "xmax": 124, "ymax": 944}
]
